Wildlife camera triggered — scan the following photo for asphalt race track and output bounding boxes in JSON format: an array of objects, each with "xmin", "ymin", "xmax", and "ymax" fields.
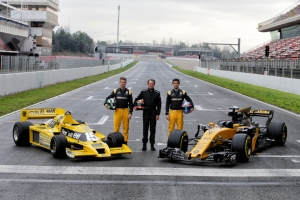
[{"xmin": 1, "ymin": 61, "xmax": 300, "ymax": 200}]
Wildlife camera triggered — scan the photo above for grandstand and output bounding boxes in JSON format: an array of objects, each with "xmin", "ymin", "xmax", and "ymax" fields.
[
  {"xmin": 241, "ymin": 1, "xmax": 300, "ymax": 60},
  {"xmin": 0, "ymin": 2, "xmax": 28, "ymax": 54}
]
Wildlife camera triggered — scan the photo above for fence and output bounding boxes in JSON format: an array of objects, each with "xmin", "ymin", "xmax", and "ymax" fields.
[
  {"xmin": 0, "ymin": 55, "xmax": 131, "ymax": 74},
  {"xmin": 200, "ymin": 59, "xmax": 300, "ymax": 79}
]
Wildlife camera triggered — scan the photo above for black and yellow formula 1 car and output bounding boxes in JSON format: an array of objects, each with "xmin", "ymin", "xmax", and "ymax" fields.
[
  {"xmin": 13, "ymin": 108, "xmax": 132, "ymax": 159},
  {"xmin": 159, "ymin": 107, "xmax": 287, "ymax": 163}
]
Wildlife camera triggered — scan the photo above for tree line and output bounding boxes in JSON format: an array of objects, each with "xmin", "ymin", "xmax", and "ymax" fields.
[
  {"xmin": 52, "ymin": 27, "xmax": 237, "ymax": 59},
  {"xmin": 52, "ymin": 27, "xmax": 94, "ymax": 54}
]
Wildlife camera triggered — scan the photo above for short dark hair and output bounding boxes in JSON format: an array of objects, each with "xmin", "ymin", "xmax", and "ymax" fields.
[
  {"xmin": 172, "ymin": 78, "xmax": 180, "ymax": 84},
  {"xmin": 120, "ymin": 76, "xmax": 127, "ymax": 82},
  {"xmin": 147, "ymin": 79, "xmax": 155, "ymax": 85}
]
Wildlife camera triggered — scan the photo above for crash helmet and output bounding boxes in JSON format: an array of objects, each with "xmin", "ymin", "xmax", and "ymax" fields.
[
  {"xmin": 182, "ymin": 101, "xmax": 192, "ymax": 114},
  {"xmin": 135, "ymin": 99, "xmax": 145, "ymax": 110},
  {"xmin": 106, "ymin": 98, "xmax": 116, "ymax": 110}
]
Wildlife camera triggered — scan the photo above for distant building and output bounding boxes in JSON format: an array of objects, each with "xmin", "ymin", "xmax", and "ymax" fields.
[
  {"xmin": 177, "ymin": 47, "xmax": 213, "ymax": 59},
  {"xmin": 109, "ymin": 43, "xmax": 174, "ymax": 56},
  {"xmin": 5, "ymin": 0, "xmax": 59, "ymax": 56},
  {"xmin": 0, "ymin": 2, "xmax": 28, "ymax": 55}
]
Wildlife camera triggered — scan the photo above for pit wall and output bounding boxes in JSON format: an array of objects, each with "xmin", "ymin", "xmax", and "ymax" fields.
[
  {"xmin": 164, "ymin": 57, "xmax": 300, "ymax": 95},
  {"xmin": 0, "ymin": 59, "xmax": 134, "ymax": 96},
  {"xmin": 195, "ymin": 66, "xmax": 300, "ymax": 95}
]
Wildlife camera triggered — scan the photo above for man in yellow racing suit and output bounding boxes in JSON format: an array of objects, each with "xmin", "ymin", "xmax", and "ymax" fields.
[
  {"xmin": 165, "ymin": 78, "xmax": 194, "ymax": 137},
  {"xmin": 104, "ymin": 76, "xmax": 133, "ymax": 144}
]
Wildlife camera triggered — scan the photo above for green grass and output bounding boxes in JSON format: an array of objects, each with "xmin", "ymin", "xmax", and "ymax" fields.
[
  {"xmin": 173, "ymin": 66, "xmax": 300, "ymax": 114},
  {"xmin": 0, "ymin": 61, "xmax": 138, "ymax": 117}
]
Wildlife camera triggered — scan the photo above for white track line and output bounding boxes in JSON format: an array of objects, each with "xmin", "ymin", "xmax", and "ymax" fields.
[
  {"xmin": 96, "ymin": 116, "xmax": 109, "ymax": 125},
  {"xmin": 0, "ymin": 165, "xmax": 300, "ymax": 177}
]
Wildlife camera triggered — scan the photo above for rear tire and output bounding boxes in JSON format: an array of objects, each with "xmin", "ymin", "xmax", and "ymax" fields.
[
  {"xmin": 107, "ymin": 132, "xmax": 124, "ymax": 147},
  {"xmin": 267, "ymin": 122, "xmax": 287, "ymax": 146},
  {"xmin": 13, "ymin": 122, "xmax": 33, "ymax": 146},
  {"xmin": 167, "ymin": 130, "xmax": 188, "ymax": 153},
  {"xmin": 232, "ymin": 133, "xmax": 251, "ymax": 162},
  {"xmin": 50, "ymin": 135, "xmax": 68, "ymax": 158}
]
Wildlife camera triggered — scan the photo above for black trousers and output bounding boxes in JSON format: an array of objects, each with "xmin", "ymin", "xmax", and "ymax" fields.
[{"xmin": 142, "ymin": 110, "xmax": 157, "ymax": 144}]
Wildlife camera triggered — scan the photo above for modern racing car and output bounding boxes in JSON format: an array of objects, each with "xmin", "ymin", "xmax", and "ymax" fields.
[
  {"xmin": 13, "ymin": 108, "xmax": 132, "ymax": 159},
  {"xmin": 159, "ymin": 106, "xmax": 287, "ymax": 163}
]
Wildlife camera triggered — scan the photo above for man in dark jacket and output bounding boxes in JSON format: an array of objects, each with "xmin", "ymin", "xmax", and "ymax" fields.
[
  {"xmin": 104, "ymin": 76, "xmax": 133, "ymax": 144},
  {"xmin": 165, "ymin": 78, "xmax": 194, "ymax": 136},
  {"xmin": 134, "ymin": 79, "xmax": 161, "ymax": 151}
]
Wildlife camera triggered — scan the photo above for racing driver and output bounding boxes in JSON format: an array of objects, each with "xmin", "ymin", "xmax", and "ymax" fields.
[
  {"xmin": 165, "ymin": 78, "xmax": 194, "ymax": 136},
  {"xmin": 104, "ymin": 76, "xmax": 133, "ymax": 144}
]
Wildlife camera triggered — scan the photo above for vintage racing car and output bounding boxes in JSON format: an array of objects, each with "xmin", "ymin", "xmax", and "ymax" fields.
[
  {"xmin": 159, "ymin": 107, "xmax": 287, "ymax": 163},
  {"xmin": 13, "ymin": 108, "xmax": 132, "ymax": 159}
]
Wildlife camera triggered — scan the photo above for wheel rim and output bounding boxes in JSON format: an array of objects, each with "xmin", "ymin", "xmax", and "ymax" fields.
[
  {"xmin": 13, "ymin": 127, "xmax": 19, "ymax": 141},
  {"xmin": 282, "ymin": 126, "xmax": 287, "ymax": 143},
  {"xmin": 245, "ymin": 136, "xmax": 251, "ymax": 158},
  {"xmin": 51, "ymin": 139, "xmax": 57, "ymax": 154}
]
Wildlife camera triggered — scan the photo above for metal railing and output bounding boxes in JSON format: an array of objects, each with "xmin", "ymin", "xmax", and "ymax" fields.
[
  {"xmin": 0, "ymin": 55, "xmax": 130, "ymax": 74},
  {"xmin": 201, "ymin": 59, "xmax": 300, "ymax": 79}
]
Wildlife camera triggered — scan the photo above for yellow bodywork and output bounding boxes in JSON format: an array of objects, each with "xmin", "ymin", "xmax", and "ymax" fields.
[
  {"xmin": 19, "ymin": 108, "xmax": 132, "ymax": 158},
  {"xmin": 187, "ymin": 123, "xmax": 259, "ymax": 160}
]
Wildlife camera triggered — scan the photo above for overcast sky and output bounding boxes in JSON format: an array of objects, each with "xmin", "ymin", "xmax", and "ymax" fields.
[{"xmin": 57, "ymin": 0, "xmax": 297, "ymax": 53}]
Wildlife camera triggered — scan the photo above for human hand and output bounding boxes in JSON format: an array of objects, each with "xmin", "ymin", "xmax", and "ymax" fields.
[
  {"xmin": 156, "ymin": 115, "xmax": 159, "ymax": 121},
  {"xmin": 166, "ymin": 115, "xmax": 169, "ymax": 121},
  {"xmin": 104, "ymin": 104, "xmax": 109, "ymax": 109},
  {"xmin": 128, "ymin": 114, "xmax": 132, "ymax": 120},
  {"xmin": 190, "ymin": 108, "xmax": 194, "ymax": 113}
]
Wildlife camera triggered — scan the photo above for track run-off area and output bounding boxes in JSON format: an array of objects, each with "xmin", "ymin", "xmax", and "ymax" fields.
[{"xmin": 1, "ymin": 61, "xmax": 300, "ymax": 200}]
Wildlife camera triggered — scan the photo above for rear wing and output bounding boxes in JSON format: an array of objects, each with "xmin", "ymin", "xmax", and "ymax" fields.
[
  {"xmin": 249, "ymin": 109, "xmax": 274, "ymax": 117},
  {"xmin": 20, "ymin": 108, "xmax": 66, "ymax": 122},
  {"xmin": 250, "ymin": 109, "xmax": 274, "ymax": 126}
]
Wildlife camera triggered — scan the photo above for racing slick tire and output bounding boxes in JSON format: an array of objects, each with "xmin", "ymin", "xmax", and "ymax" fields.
[
  {"xmin": 50, "ymin": 135, "xmax": 68, "ymax": 159},
  {"xmin": 232, "ymin": 133, "xmax": 251, "ymax": 162},
  {"xmin": 167, "ymin": 130, "xmax": 188, "ymax": 153},
  {"xmin": 107, "ymin": 132, "xmax": 124, "ymax": 148},
  {"xmin": 13, "ymin": 121, "xmax": 33, "ymax": 146},
  {"xmin": 267, "ymin": 122, "xmax": 287, "ymax": 146}
]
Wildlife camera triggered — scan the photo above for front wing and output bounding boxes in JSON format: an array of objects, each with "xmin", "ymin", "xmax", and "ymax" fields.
[{"xmin": 158, "ymin": 147, "xmax": 238, "ymax": 164}]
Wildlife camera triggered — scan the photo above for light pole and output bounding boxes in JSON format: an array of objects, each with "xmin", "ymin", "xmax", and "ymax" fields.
[{"xmin": 117, "ymin": 5, "xmax": 120, "ymax": 48}]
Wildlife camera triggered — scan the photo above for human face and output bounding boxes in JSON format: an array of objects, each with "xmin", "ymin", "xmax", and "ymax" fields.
[
  {"xmin": 119, "ymin": 79, "xmax": 126, "ymax": 89},
  {"xmin": 172, "ymin": 81, "xmax": 180, "ymax": 90},
  {"xmin": 148, "ymin": 80, "xmax": 155, "ymax": 90}
]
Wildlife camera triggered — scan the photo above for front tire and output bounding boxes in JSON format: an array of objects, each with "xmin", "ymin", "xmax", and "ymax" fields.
[
  {"xmin": 167, "ymin": 130, "xmax": 188, "ymax": 153},
  {"xmin": 107, "ymin": 132, "xmax": 124, "ymax": 147},
  {"xmin": 13, "ymin": 122, "xmax": 33, "ymax": 146},
  {"xmin": 50, "ymin": 135, "xmax": 68, "ymax": 158},
  {"xmin": 232, "ymin": 133, "xmax": 251, "ymax": 162},
  {"xmin": 267, "ymin": 122, "xmax": 287, "ymax": 146}
]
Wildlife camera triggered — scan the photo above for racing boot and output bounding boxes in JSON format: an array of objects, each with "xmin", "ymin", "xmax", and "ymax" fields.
[
  {"xmin": 151, "ymin": 144, "xmax": 156, "ymax": 151},
  {"xmin": 142, "ymin": 143, "xmax": 147, "ymax": 151}
]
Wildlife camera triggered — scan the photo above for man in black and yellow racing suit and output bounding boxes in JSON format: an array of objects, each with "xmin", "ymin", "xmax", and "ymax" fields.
[
  {"xmin": 104, "ymin": 76, "xmax": 133, "ymax": 144},
  {"xmin": 165, "ymin": 78, "xmax": 194, "ymax": 137},
  {"xmin": 134, "ymin": 79, "xmax": 161, "ymax": 151}
]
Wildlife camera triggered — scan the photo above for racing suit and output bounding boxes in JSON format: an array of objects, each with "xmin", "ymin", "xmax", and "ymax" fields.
[
  {"xmin": 135, "ymin": 89, "xmax": 161, "ymax": 145},
  {"xmin": 165, "ymin": 89, "xmax": 194, "ymax": 136},
  {"xmin": 105, "ymin": 88, "xmax": 133, "ymax": 142}
]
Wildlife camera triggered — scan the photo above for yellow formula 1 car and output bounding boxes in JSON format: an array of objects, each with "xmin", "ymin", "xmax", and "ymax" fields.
[
  {"xmin": 159, "ymin": 107, "xmax": 287, "ymax": 163},
  {"xmin": 13, "ymin": 108, "xmax": 132, "ymax": 159}
]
